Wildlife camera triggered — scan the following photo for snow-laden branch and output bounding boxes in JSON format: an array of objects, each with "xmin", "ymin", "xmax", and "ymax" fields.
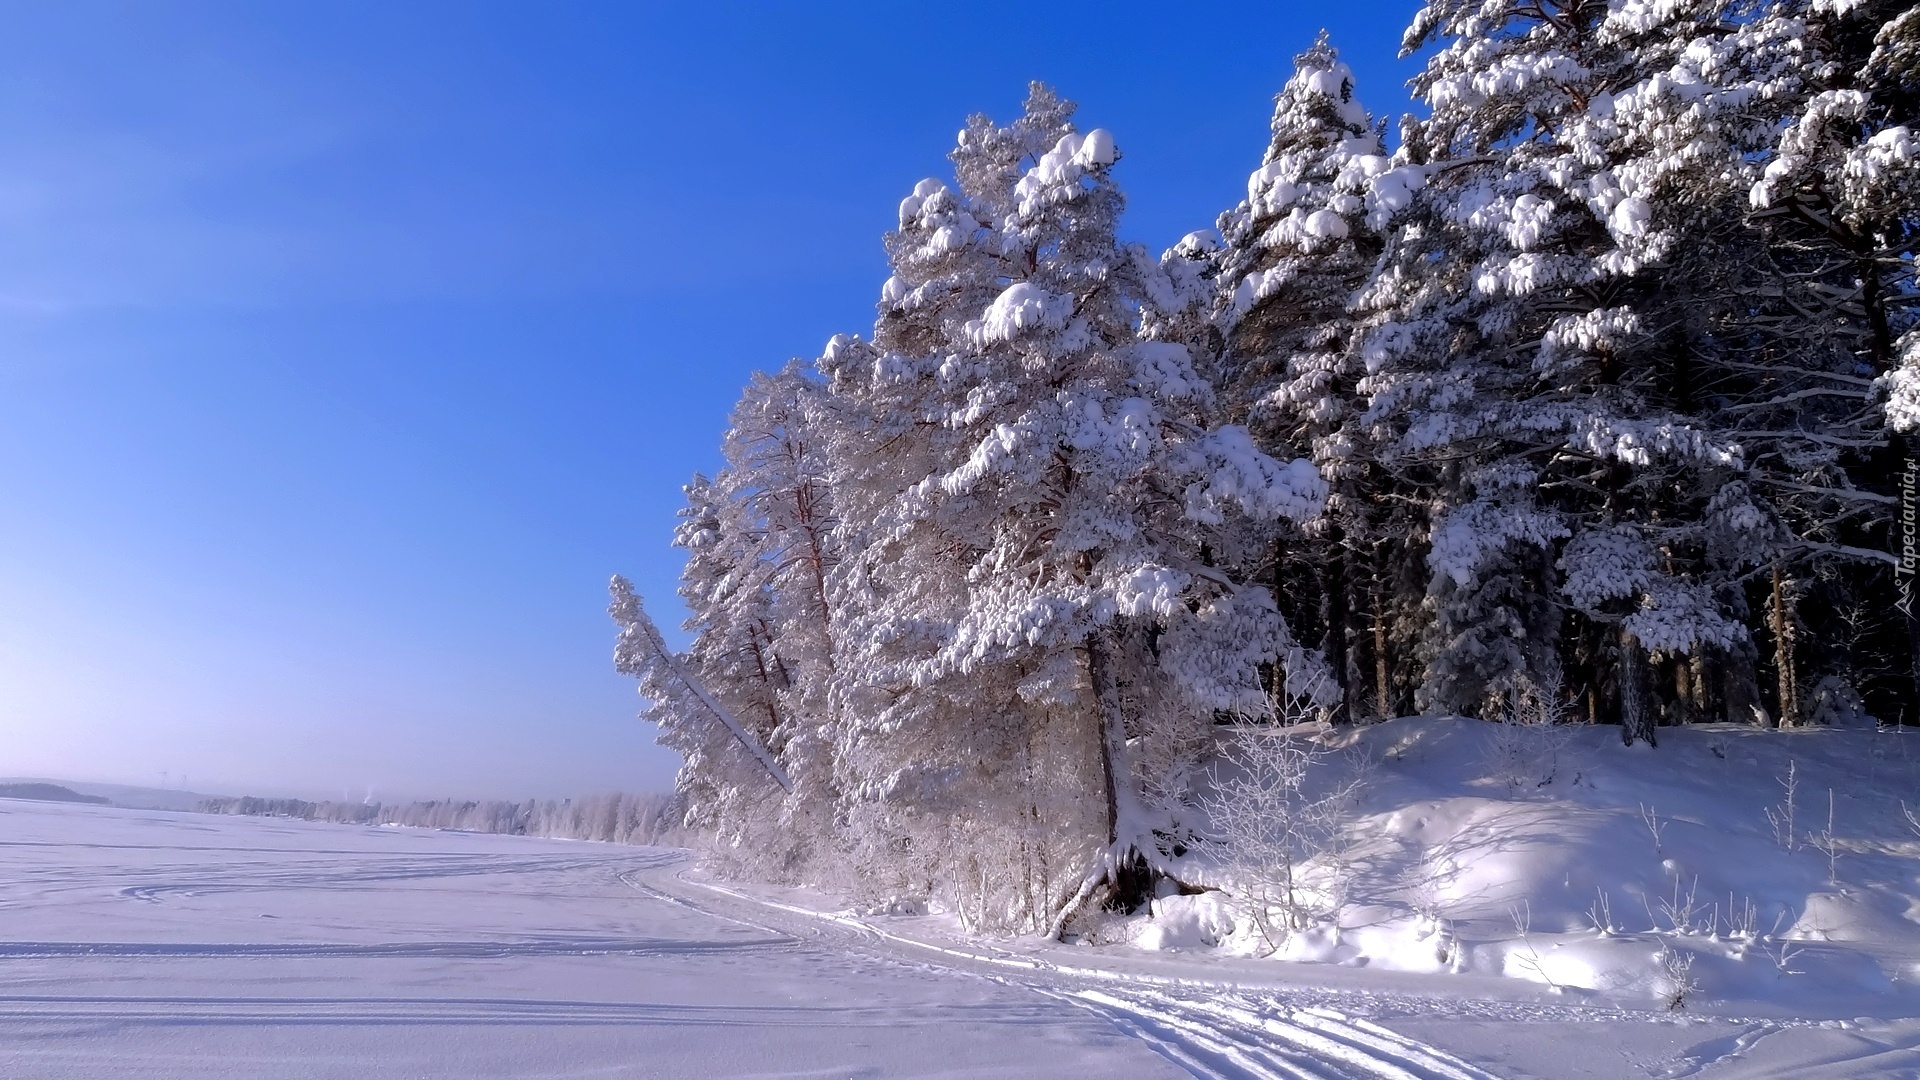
[{"xmin": 608, "ymin": 577, "xmax": 793, "ymax": 794}]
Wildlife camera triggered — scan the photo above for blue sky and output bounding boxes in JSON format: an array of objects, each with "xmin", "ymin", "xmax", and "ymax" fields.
[{"xmin": 0, "ymin": 1, "xmax": 1423, "ymax": 800}]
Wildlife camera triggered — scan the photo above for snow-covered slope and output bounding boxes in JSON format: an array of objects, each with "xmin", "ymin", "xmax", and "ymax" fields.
[{"xmin": 1115, "ymin": 717, "xmax": 1920, "ymax": 1015}]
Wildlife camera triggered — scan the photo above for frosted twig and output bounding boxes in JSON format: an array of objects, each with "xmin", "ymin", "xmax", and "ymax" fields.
[
  {"xmin": 1640, "ymin": 802, "xmax": 1666, "ymax": 856},
  {"xmin": 1509, "ymin": 901, "xmax": 1560, "ymax": 991},
  {"xmin": 1586, "ymin": 887, "xmax": 1615, "ymax": 936},
  {"xmin": 1727, "ymin": 892, "xmax": 1758, "ymax": 943},
  {"xmin": 1808, "ymin": 788, "xmax": 1840, "ymax": 883},
  {"xmin": 1658, "ymin": 945, "xmax": 1697, "ymax": 1011},
  {"xmin": 1658, "ymin": 875, "xmax": 1707, "ymax": 936},
  {"xmin": 1764, "ymin": 760, "xmax": 1800, "ymax": 852}
]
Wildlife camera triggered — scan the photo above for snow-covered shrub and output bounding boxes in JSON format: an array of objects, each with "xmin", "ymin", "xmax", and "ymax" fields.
[
  {"xmin": 1199, "ymin": 713, "xmax": 1360, "ymax": 955},
  {"xmin": 1482, "ymin": 670, "xmax": 1575, "ymax": 794}
]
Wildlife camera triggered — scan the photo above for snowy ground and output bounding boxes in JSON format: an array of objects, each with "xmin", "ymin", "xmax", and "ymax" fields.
[{"xmin": 2, "ymin": 797, "xmax": 1918, "ymax": 1078}]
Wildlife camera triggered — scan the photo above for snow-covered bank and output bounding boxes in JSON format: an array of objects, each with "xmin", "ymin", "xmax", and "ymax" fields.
[
  {"xmin": 652, "ymin": 844, "xmax": 1920, "ymax": 1078},
  {"xmin": 1287, "ymin": 718, "xmax": 1920, "ymax": 1010},
  {"xmin": 1178, "ymin": 718, "xmax": 1920, "ymax": 1013}
]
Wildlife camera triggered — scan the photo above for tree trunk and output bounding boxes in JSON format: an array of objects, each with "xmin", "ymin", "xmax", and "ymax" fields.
[
  {"xmin": 1046, "ymin": 632, "xmax": 1159, "ymax": 939},
  {"xmin": 1373, "ymin": 607, "xmax": 1392, "ymax": 721},
  {"xmin": 1620, "ymin": 625, "xmax": 1656, "ymax": 747},
  {"xmin": 1373, "ymin": 544, "xmax": 1392, "ymax": 720},
  {"xmin": 1271, "ymin": 537, "xmax": 1288, "ymax": 715},
  {"xmin": 1322, "ymin": 524, "xmax": 1351, "ymax": 725},
  {"xmin": 1089, "ymin": 636, "xmax": 1122, "ymax": 848},
  {"xmin": 1771, "ymin": 562, "xmax": 1799, "ymax": 726},
  {"xmin": 1690, "ymin": 652, "xmax": 1709, "ymax": 717}
]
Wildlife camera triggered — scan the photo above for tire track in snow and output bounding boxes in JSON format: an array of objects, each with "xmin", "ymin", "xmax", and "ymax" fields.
[{"xmin": 625, "ymin": 863, "xmax": 1499, "ymax": 1080}]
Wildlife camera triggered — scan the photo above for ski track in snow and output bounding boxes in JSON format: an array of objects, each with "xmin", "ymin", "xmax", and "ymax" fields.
[
  {"xmin": 626, "ymin": 865, "xmax": 1500, "ymax": 1080},
  {"xmin": 1658, "ymin": 1023, "xmax": 1783, "ymax": 1079},
  {"xmin": 1037, "ymin": 990, "xmax": 1494, "ymax": 1080}
]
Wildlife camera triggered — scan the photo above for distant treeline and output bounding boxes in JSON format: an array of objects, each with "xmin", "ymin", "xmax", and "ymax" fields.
[
  {"xmin": 0, "ymin": 783, "xmax": 108, "ymax": 805},
  {"xmin": 196, "ymin": 791, "xmax": 683, "ymax": 846}
]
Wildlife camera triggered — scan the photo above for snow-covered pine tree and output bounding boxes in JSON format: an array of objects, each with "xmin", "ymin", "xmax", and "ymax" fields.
[
  {"xmin": 1207, "ymin": 35, "xmax": 1397, "ymax": 723},
  {"xmin": 827, "ymin": 86, "xmax": 1328, "ymax": 931},
  {"xmin": 815, "ymin": 87, "xmax": 1100, "ymax": 925},
  {"xmin": 608, "ymin": 576, "xmax": 791, "ymax": 863},
  {"xmin": 712, "ymin": 362, "xmax": 843, "ymax": 868},
  {"xmin": 609, "ymin": 363, "xmax": 842, "ymax": 879},
  {"xmin": 1531, "ymin": 0, "xmax": 1794, "ymax": 731},
  {"xmin": 1356, "ymin": 0, "xmax": 1747, "ymax": 738}
]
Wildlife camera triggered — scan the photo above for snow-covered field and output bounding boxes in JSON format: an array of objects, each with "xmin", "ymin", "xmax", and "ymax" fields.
[{"xmin": 3, "ymin": 795, "xmax": 1919, "ymax": 1078}]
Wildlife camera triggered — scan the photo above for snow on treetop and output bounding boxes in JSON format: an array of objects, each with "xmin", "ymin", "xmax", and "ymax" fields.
[
  {"xmin": 1260, "ymin": 208, "xmax": 1351, "ymax": 251},
  {"xmin": 1172, "ymin": 230, "xmax": 1219, "ymax": 256},
  {"xmin": 1883, "ymin": 331, "xmax": 1920, "ymax": 433},
  {"xmin": 1560, "ymin": 526, "xmax": 1744, "ymax": 654},
  {"xmin": 1013, "ymin": 130, "xmax": 1117, "ymax": 216},
  {"xmin": 1428, "ymin": 51, "xmax": 1593, "ymax": 114},
  {"xmin": 1536, "ymin": 307, "xmax": 1642, "ymax": 374},
  {"xmin": 1429, "ymin": 499, "xmax": 1571, "ymax": 588},
  {"xmin": 1129, "ymin": 341, "xmax": 1212, "ymax": 403},
  {"xmin": 1246, "ymin": 160, "xmax": 1302, "ymax": 216},
  {"xmin": 897, "ymin": 178, "xmax": 950, "ymax": 227},
  {"xmin": 1351, "ymin": 158, "xmax": 1425, "ymax": 229},
  {"xmin": 1112, "ymin": 563, "xmax": 1190, "ymax": 619},
  {"xmin": 1559, "ymin": 525, "xmax": 1658, "ymax": 611},
  {"xmin": 1296, "ymin": 60, "xmax": 1369, "ymax": 128},
  {"xmin": 1078, "ymin": 129, "xmax": 1116, "ymax": 167}
]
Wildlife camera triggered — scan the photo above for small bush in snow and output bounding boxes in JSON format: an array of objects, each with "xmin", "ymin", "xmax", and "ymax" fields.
[
  {"xmin": 1201, "ymin": 712, "xmax": 1358, "ymax": 955},
  {"xmin": 1483, "ymin": 671, "xmax": 1574, "ymax": 793},
  {"xmin": 1658, "ymin": 945, "xmax": 1699, "ymax": 1011}
]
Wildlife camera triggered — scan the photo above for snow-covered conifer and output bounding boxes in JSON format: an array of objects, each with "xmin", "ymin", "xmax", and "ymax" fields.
[
  {"xmin": 829, "ymin": 88, "xmax": 1329, "ymax": 930},
  {"xmin": 610, "ymin": 362, "xmax": 844, "ymax": 879},
  {"xmin": 1356, "ymin": 0, "xmax": 1749, "ymax": 732},
  {"xmin": 1732, "ymin": 0, "xmax": 1920, "ymax": 723},
  {"xmin": 1209, "ymin": 35, "xmax": 1393, "ymax": 722}
]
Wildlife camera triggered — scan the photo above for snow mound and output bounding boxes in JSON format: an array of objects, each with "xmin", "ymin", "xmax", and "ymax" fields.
[{"xmin": 1133, "ymin": 891, "xmax": 1237, "ymax": 951}]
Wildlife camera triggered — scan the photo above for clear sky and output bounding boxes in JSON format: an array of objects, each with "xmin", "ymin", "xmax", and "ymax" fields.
[{"xmin": 0, "ymin": 1, "xmax": 1423, "ymax": 801}]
